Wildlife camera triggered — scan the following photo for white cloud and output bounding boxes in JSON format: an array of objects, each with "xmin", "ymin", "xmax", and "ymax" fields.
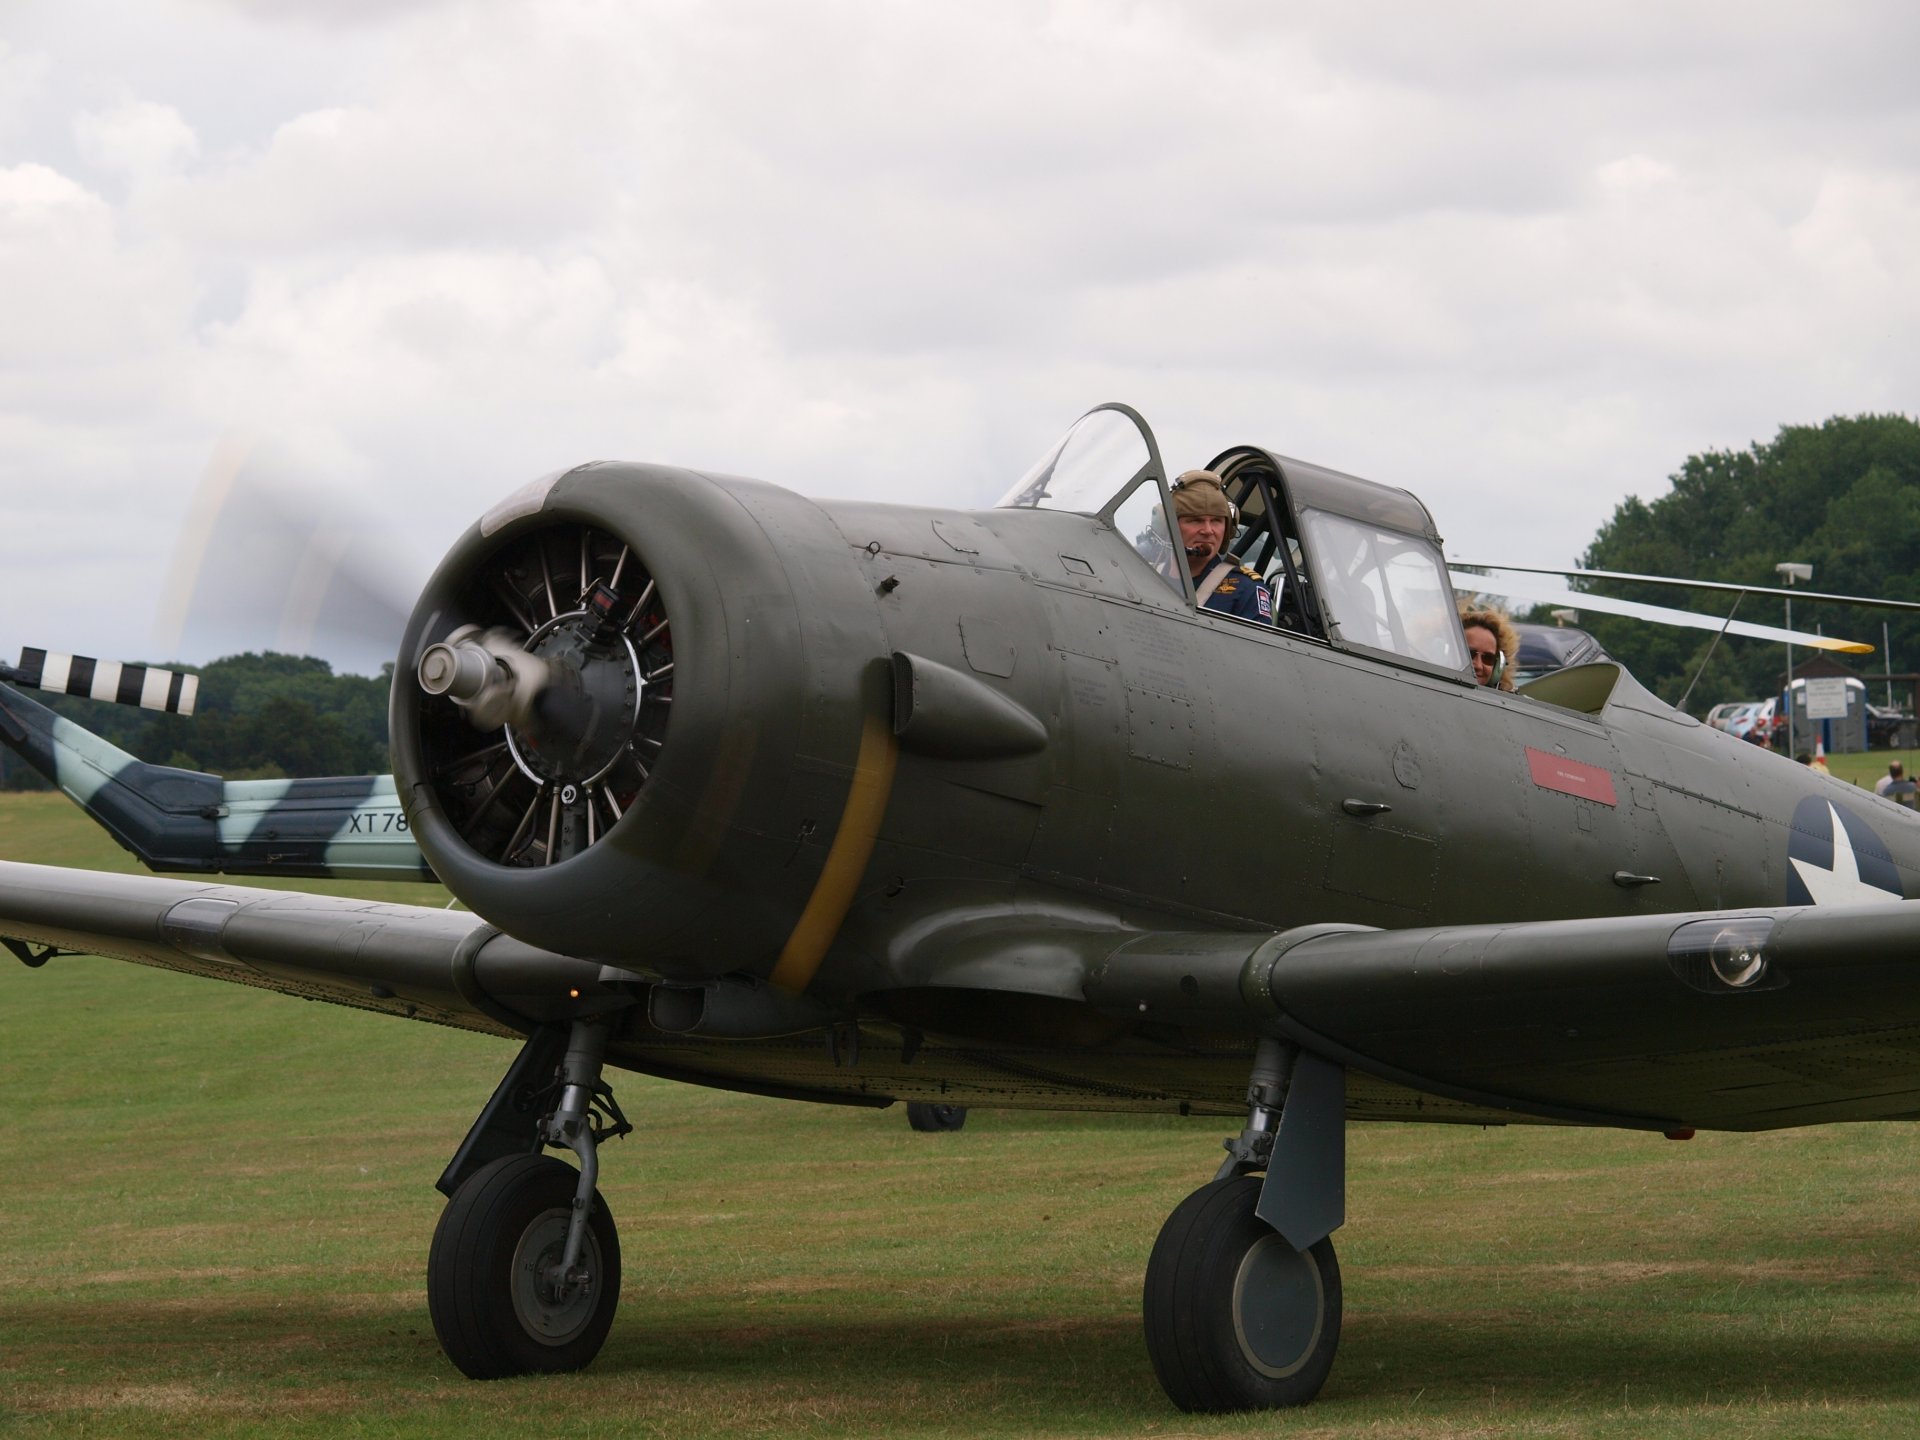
[
  {"xmin": 0, "ymin": 41, "xmax": 53, "ymax": 146},
  {"xmin": 73, "ymin": 99, "xmax": 198, "ymax": 177},
  {"xmin": 0, "ymin": 162, "xmax": 195, "ymax": 369},
  {"xmin": 1, "ymin": 0, "xmax": 1917, "ymax": 671}
]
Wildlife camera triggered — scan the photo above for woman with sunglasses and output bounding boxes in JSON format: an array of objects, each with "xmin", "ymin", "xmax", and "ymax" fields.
[{"xmin": 1459, "ymin": 603, "xmax": 1519, "ymax": 692}]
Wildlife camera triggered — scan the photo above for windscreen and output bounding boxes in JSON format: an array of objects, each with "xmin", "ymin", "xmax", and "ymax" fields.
[
  {"xmin": 998, "ymin": 409, "xmax": 1152, "ymax": 514},
  {"xmin": 1299, "ymin": 509, "xmax": 1466, "ymax": 670}
]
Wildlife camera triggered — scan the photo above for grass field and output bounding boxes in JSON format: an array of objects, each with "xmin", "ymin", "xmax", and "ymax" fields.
[
  {"xmin": 1825, "ymin": 749, "xmax": 1918, "ymax": 791},
  {"xmin": 7, "ymin": 791, "xmax": 1920, "ymax": 1437}
]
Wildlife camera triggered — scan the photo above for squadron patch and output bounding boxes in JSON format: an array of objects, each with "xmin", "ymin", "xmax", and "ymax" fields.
[{"xmin": 1785, "ymin": 795, "xmax": 1904, "ymax": 906}]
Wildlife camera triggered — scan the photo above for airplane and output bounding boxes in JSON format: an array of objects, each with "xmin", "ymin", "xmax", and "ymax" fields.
[{"xmin": 6, "ymin": 401, "xmax": 1920, "ymax": 1413}]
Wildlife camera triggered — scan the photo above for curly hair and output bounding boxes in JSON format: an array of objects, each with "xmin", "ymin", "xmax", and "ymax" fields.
[{"xmin": 1458, "ymin": 603, "xmax": 1520, "ymax": 692}]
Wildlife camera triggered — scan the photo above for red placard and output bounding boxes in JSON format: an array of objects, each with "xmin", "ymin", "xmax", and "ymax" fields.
[{"xmin": 1525, "ymin": 746, "xmax": 1618, "ymax": 807}]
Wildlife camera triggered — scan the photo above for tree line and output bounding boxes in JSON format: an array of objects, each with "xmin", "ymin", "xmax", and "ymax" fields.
[
  {"xmin": 1534, "ymin": 413, "xmax": 1920, "ymax": 713},
  {"xmin": 1, "ymin": 652, "xmax": 392, "ymax": 789}
]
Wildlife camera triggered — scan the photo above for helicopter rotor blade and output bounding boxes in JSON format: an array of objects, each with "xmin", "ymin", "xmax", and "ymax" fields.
[
  {"xmin": 1448, "ymin": 570, "xmax": 1873, "ymax": 654},
  {"xmin": 2, "ymin": 649, "xmax": 199, "ymax": 715},
  {"xmin": 1449, "ymin": 562, "xmax": 1920, "ymax": 613}
]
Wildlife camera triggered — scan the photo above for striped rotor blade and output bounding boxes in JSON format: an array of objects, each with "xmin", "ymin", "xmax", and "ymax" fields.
[{"xmin": 13, "ymin": 648, "xmax": 199, "ymax": 715}]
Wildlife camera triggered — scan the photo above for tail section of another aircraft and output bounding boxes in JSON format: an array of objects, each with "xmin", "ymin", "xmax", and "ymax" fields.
[{"xmin": 0, "ymin": 679, "xmax": 433, "ymax": 881}]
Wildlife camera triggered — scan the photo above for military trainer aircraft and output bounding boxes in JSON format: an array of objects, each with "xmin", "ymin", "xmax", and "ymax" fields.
[{"xmin": 7, "ymin": 403, "xmax": 1920, "ymax": 1413}]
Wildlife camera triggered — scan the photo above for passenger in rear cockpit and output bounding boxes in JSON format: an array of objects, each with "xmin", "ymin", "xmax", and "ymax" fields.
[
  {"xmin": 1459, "ymin": 603, "xmax": 1518, "ymax": 692},
  {"xmin": 1172, "ymin": 470, "xmax": 1272, "ymax": 623}
]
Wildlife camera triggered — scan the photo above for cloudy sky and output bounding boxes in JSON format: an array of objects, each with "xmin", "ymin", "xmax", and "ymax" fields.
[{"xmin": 4, "ymin": 1, "xmax": 1917, "ymax": 673}]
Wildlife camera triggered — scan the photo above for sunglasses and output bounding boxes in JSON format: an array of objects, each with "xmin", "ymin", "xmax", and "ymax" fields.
[{"xmin": 1469, "ymin": 648, "xmax": 1501, "ymax": 668}]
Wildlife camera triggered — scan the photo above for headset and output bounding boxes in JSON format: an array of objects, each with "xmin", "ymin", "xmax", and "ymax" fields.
[{"xmin": 1169, "ymin": 471, "xmax": 1239, "ymax": 525}]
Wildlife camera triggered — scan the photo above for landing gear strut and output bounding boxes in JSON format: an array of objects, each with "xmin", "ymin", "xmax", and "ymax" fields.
[
  {"xmin": 429, "ymin": 1019, "xmax": 631, "ymax": 1378},
  {"xmin": 1142, "ymin": 1039, "xmax": 1346, "ymax": 1411}
]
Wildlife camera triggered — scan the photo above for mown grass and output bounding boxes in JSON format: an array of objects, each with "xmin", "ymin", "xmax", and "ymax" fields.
[
  {"xmin": 1827, "ymin": 749, "xmax": 1917, "ymax": 791},
  {"xmin": 6, "ymin": 793, "xmax": 1920, "ymax": 1437}
]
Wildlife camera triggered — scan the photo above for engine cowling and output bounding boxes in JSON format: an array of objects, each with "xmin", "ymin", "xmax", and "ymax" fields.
[{"xmin": 390, "ymin": 462, "xmax": 888, "ymax": 978}]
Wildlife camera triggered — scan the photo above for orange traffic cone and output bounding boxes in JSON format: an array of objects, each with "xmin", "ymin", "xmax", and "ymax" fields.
[{"xmin": 1812, "ymin": 734, "xmax": 1831, "ymax": 775}]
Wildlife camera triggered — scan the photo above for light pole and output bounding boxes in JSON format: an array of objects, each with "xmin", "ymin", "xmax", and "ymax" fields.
[{"xmin": 1777, "ymin": 562, "xmax": 1812, "ymax": 756}]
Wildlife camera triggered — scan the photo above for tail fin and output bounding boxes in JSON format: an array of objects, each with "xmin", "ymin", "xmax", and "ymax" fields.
[{"xmin": 0, "ymin": 681, "xmax": 433, "ymax": 882}]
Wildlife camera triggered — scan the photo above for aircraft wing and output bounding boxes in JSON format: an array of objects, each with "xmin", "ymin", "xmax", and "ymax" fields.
[
  {"xmin": 14, "ymin": 851, "xmax": 1920, "ymax": 1135},
  {"xmin": 1082, "ymin": 902, "xmax": 1920, "ymax": 1132},
  {"xmin": 0, "ymin": 859, "xmax": 635, "ymax": 1035}
]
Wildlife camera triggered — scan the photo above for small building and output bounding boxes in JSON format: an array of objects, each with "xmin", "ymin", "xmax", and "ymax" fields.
[{"xmin": 1783, "ymin": 662, "xmax": 1869, "ymax": 754}]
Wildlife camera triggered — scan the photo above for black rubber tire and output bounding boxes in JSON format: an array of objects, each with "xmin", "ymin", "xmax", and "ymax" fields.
[
  {"xmin": 1142, "ymin": 1175, "xmax": 1341, "ymax": 1412},
  {"xmin": 906, "ymin": 1102, "xmax": 968, "ymax": 1132},
  {"xmin": 427, "ymin": 1153, "xmax": 622, "ymax": 1379}
]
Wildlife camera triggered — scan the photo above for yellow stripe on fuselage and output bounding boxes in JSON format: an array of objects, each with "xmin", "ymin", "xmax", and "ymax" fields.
[{"xmin": 768, "ymin": 710, "xmax": 899, "ymax": 995}]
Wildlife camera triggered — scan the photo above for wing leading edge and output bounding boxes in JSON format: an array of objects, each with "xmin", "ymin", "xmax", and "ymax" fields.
[
  {"xmin": 0, "ymin": 859, "xmax": 635, "ymax": 1036},
  {"xmin": 1083, "ymin": 904, "xmax": 1920, "ymax": 1131}
]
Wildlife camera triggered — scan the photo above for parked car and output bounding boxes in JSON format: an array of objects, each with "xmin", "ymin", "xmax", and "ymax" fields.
[
  {"xmin": 1729, "ymin": 698, "xmax": 1784, "ymax": 743},
  {"xmin": 1705, "ymin": 701, "xmax": 1747, "ymax": 731},
  {"xmin": 1868, "ymin": 703, "xmax": 1908, "ymax": 748},
  {"xmin": 1509, "ymin": 623, "xmax": 1609, "ymax": 687}
]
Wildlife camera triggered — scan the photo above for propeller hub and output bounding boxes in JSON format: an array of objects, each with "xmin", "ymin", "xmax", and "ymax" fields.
[
  {"xmin": 408, "ymin": 518, "xmax": 671, "ymax": 868},
  {"xmin": 505, "ymin": 617, "xmax": 643, "ymax": 790}
]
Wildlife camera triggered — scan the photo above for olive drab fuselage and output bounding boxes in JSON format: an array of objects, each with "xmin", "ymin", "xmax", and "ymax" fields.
[
  {"xmin": 12, "ymin": 407, "xmax": 1920, "ymax": 1124},
  {"xmin": 377, "ymin": 425, "xmax": 1920, "ymax": 1122}
]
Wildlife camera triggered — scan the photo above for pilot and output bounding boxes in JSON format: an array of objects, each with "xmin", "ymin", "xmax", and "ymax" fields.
[
  {"xmin": 1458, "ymin": 603, "xmax": 1518, "ymax": 692},
  {"xmin": 1171, "ymin": 470, "xmax": 1272, "ymax": 622}
]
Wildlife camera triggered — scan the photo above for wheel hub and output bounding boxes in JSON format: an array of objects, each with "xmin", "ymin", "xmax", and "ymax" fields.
[
  {"xmin": 511, "ymin": 1206, "xmax": 604, "ymax": 1344},
  {"xmin": 1231, "ymin": 1235, "xmax": 1325, "ymax": 1379}
]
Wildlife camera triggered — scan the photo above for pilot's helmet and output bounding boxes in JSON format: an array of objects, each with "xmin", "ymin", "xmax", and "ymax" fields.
[{"xmin": 1171, "ymin": 470, "xmax": 1237, "ymax": 522}]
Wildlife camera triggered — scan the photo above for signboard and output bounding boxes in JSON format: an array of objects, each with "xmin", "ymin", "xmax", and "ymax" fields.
[{"xmin": 1804, "ymin": 677, "xmax": 1851, "ymax": 721}]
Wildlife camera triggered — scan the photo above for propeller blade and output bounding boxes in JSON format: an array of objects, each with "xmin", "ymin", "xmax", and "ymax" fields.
[
  {"xmin": 153, "ymin": 434, "xmax": 421, "ymax": 674},
  {"xmin": 1449, "ymin": 562, "xmax": 1920, "ymax": 613},
  {"xmin": 1448, "ymin": 570, "xmax": 1873, "ymax": 654}
]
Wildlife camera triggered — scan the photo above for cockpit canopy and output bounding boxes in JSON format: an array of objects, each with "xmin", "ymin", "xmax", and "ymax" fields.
[{"xmin": 1000, "ymin": 405, "xmax": 1468, "ymax": 681}]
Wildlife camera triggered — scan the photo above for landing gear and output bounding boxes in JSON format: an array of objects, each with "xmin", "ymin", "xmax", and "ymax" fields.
[
  {"xmin": 429, "ymin": 1153, "xmax": 622, "ymax": 1377},
  {"xmin": 1143, "ymin": 1176, "xmax": 1340, "ymax": 1410},
  {"xmin": 429, "ymin": 1019, "xmax": 630, "ymax": 1379},
  {"xmin": 1141, "ymin": 1040, "xmax": 1347, "ymax": 1412},
  {"xmin": 906, "ymin": 1102, "xmax": 967, "ymax": 1132}
]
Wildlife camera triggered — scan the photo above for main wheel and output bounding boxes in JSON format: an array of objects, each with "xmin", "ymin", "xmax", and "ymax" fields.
[
  {"xmin": 428, "ymin": 1154, "xmax": 622, "ymax": 1379},
  {"xmin": 906, "ymin": 1102, "xmax": 968, "ymax": 1133},
  {"xmin": 1142, "ymin": 1175, "xmax": 1341, "ymax": 1412}
]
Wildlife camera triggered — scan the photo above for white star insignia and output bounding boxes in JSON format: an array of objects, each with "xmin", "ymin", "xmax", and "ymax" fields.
[{"xmin": 1789, "ymin": 802, "xmax": 1902, "ymax": 906}]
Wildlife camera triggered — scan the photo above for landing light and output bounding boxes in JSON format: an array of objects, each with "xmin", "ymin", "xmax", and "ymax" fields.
[{"xmin": 1666, "ymin": 916, "xmax": 1782, "ymax": 993}]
